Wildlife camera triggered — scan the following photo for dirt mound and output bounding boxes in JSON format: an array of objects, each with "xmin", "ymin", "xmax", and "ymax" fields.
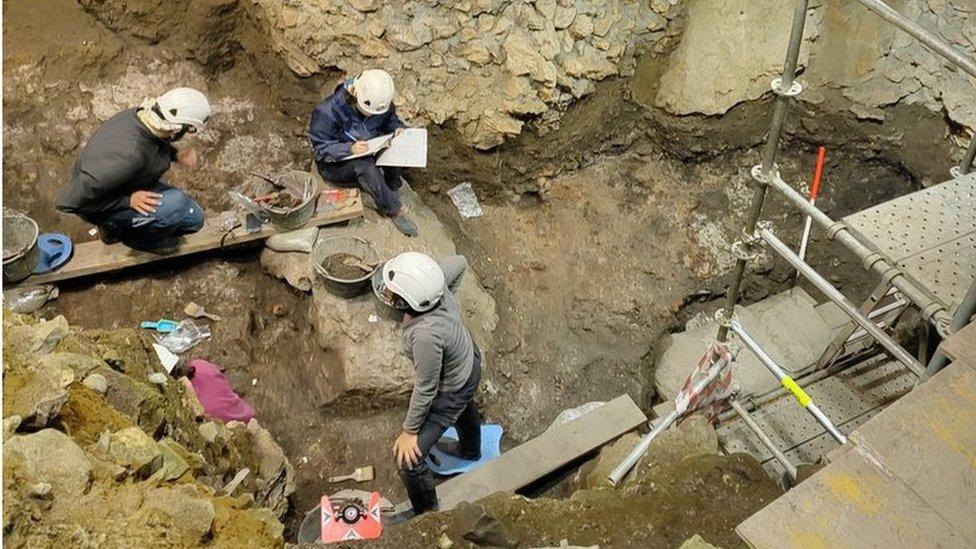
[{"xmin": 364, "ymin": 452, "xmax": 780, "ymax": 549}]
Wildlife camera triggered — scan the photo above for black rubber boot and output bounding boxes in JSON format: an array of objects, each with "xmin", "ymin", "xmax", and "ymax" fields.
[{"xmin": 399, "ymin": 469, "xmax": 439, "ymax": 517}]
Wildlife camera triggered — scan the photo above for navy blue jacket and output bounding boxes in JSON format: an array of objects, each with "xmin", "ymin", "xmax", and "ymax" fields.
[{"xmin": 309, "ymin": 80, "xmax": 407, "ymax": 163}]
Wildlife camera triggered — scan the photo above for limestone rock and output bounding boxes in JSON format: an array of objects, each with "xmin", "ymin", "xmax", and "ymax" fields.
[
  {"xmin": 266, "ymin": 226, "xmax": 319, "ymax": 253},
  {"xmin": 105, "ymin": 426, "xmax": 164, "ymax": 479},
  {"xmin": 655, "ymin": 0, "xmax": 811, "ymax": 115},
  {"xmin": 247, "ymin": 419, "xmax": 295, "ymax": 518},
  {"xmin": 5, "ymin": 315, "xmax": 69, "ymax": 355},
  {"xmin": 504, "ymin": 31, "xmax": 557, "ymax": 85},
  {"xmin": 82, "ymin": 373, "xmax": 109, "ymax": 395},
  {"xmin": 4, "ymin": 429, "xmax": 92, "ymax": 496},
  {"xmin": 309, "ymin": 187, "xmax": 497, "ymax": 403},
  {"xmin": 151, "ymin": 439, "xmax": 191, "ymax": 481},
  {"xmin": 260, "ymin": 248, "xmax": 314, "ymax": 292},
  {"xmin": 142, "ymin": 485, "xmax": 215, "ymax": 541}
]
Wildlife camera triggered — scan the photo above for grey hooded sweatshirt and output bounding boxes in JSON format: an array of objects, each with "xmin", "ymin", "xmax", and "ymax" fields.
[{"xmin": 401, "ymin": 255, "xmax": 476, "ymax": 433}]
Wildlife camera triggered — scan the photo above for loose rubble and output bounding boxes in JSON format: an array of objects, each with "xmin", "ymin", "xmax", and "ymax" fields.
[{"xmin": 2, "ymin": 312, "xmax": 293, "ymax": 546}]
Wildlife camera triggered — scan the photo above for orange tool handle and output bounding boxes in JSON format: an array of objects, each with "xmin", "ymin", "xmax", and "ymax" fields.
[{"xmin": 810, "ymin": 146, "xmax": 826, "ymax": 200}]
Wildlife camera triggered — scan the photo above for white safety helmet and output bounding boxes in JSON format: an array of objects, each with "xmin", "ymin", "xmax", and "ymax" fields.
[
  {"xmin": 155, "ymin": 87, "xmax": 212, "ymax": 129},
  {"xmin": 382, "ymin": 252, "xmax": 445, "ymax": 312},
  {"xmin": 353, "ymin": 69, "xmax": 395, "ymax": 116}
]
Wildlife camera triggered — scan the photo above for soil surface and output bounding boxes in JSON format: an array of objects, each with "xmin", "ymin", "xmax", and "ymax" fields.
[
  {"xmin": 323, "ymin": 252, "xmax": 371, "ymax": 281},
  {"xmin": 1, "ymin": 0, "xmax": 935, "ymax": 543}
]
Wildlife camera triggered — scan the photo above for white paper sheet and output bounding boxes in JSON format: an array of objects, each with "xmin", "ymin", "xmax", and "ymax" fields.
[
  {"xmin": 152, "ymin": 343, "xmax": 180, "ymax": 373},
  {"xmin": 376, "ymin": 128, "xmax": 428, "ymax": 168},
  {"xmin": 341, "ymin": 133, "xmax": 394, "ymax": 160}
]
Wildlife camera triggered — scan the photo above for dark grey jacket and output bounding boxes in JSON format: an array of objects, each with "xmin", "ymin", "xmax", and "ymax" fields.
[
  {"xmin": 401, "ymin": 256, "xmax": 476, "ymax": 433},
  {"xmin": 57, "ymin": 108, "xmax": 177, "ymax": 217}
]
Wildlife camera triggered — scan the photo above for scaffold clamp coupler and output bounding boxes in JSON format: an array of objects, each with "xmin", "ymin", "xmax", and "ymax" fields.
[
  {"xmin": 731, "ymin": 239, "xmax": 757, "ymax": 261},
  {"xmin": 750, "ymin": 164, "xmax": 778, "ymax": 186},
  {"xmin": 714, "ymin": 308, "xmax": 737, "ymax": 328},
  {"xmin": 771, "ymin": 77, "xmax": 803, "ymax": 97},
  {"xmin": 825, "ymin": 221, "xmax": 847, "ymax": 240}
]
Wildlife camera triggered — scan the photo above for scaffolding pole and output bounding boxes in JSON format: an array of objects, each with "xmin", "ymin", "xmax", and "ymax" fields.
[
  {"xmin": 729, "ymin": 321, "xmax": 848, "ymax": 445},
  {"xmin": 925, "ymin": 280, "xmax": 976, "ymax": 376},
  {"xmin": 717, "ymin": 0, "xmax": 809, "ymax": 342},
  {"xmin": 853, "ymin": 0, "xmax": 976, "ymax": 79},
  {"xmin": 757, "ymin": 226, "xmax": 926, "ymax": 377},
  {"xmin": 765, "ymin": 171, "xmax": 953, "ymax": 330},
  {"xmin": 958, "ymin": 136, "xmax": 976, "ymax": 176},
  {"xmin": 729, "ymin": 398, "xmax": 798, "ymax": 482}
]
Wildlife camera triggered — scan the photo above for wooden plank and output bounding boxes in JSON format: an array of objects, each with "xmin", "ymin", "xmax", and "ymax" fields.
[
  {"xmin": 424, "ymin": 394, "xmax": 646, "ymax": 512},
  {"xmin": 847, "ymin": 362, "xmax": 976, "ymax": 541},
  {"xmin": 941, "ymin": 320, "xmax": 976, "ymax": 370},
  {"xmin": 11, "ymin": 196, "xmax": 363, "ymax": 286},
  {"xmin": 737, "ymin": 447, "xmax": 970, "ymax": 548},
  {"xmin": 737, "ymin": 362, "xmax": 976, "ymax": 548}
]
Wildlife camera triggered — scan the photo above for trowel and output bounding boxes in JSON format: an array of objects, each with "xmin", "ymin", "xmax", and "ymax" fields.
[{"xmin": 328, "ymin": 465, "xmax": 375, "ymax": 483}]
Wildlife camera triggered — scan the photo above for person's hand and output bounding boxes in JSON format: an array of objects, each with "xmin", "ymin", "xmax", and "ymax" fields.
[
  {"xmin": 176, "ymin": 147, "xmax": 198, "ymax": 168},
  {"xmin": 351, "ymin": 141, "xmax": 369, "ymax": 155},
  {"xmin": 393, "ymin": 431, "xmax": 422, "ymax": 470},
  {"xmin": 130, "ymin": 190, "xmax": 162, "ymax": 215}
]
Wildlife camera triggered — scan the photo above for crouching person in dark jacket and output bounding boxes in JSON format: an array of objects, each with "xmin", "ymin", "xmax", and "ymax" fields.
[
  {"xmin": 308, "ymin": 69, "xmax": 419, "ymax": 237},
  {"xmin": 381, "ymin": 253, "xmax": 482, "ymax": 523},
  {"xmin": 57, "ymin": 88, "xmax": 211, "ymax": 254}
]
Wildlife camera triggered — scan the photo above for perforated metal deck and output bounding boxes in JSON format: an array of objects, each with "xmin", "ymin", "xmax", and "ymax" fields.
[
  {"xmin": 718, "ymin": 356, "xmax": 914, "ymax": 480},
  {"xmin": 843, "ymin": 173, "xmax": 976, "ymax": 314}
]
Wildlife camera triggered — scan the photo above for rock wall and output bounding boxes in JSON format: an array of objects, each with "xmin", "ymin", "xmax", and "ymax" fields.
[
  {"xmin": 247, "ymin": 0, "xmax": 683, "ymax": 149},
  {"xmin": 654, "ymin": 0, "xmax": 975, "ymax": 160},
  {"xmin": 2, "ymin": 312, "xmax": 293, "ymax": 546}
]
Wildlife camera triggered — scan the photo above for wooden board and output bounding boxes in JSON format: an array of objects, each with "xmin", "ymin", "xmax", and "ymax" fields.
[
  {"xmin": 9, "ymin": 196, "xmax": 363, "ymax": 286},
  {"xmin": 941, "ymin": 320, "xmax": 976, "ymax": 370},
  {"xmin": 737, "ymin": 362, "xmax": 976, "ymax": 548},
  {"xmin": 398, "ymin": 394, "xmax": 646, "ymax": 513},
  {"xmin": 737, "ymin": 447, "xmax": 969, "ymax": 548}
]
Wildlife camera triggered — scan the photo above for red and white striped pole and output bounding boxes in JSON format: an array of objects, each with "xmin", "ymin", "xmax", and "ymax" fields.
[{"xmin": 798, "ymin": 146, "xmax": 827, "ymax": 264}]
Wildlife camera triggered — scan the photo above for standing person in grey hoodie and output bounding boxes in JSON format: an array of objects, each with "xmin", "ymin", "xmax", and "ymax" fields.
[
  {"xmin": 381, "ymin": 252, "xmax": 482, "ymax": 522},
  {"xmin": 57, "ymin": 87, "xmax": 211, "ymax": 254}
]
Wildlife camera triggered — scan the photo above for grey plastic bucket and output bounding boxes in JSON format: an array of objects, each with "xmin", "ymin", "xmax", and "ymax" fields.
[
  {"xmin": 254, "ymin": 170, "xmax": 318, "ymax": 230},
  {"xmin": 311, "ymin": 236, "xmax": 379, "ymax": 298},
  {"xmin": 3, "ymin": 215, "xmax": 40, "ymax": 283},
  {"xmin": 371, "ymin": 268, "xmax": 404, "ymax": 322}
]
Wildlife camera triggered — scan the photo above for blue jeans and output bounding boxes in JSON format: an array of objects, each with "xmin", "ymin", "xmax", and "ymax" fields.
[
  {"xmin": 316, "ymin": 156, "xmax": 402, "ymax": 215},
  {"xmin": 90, "ymin": 183, "xmax": 205, "ymax": 250}
]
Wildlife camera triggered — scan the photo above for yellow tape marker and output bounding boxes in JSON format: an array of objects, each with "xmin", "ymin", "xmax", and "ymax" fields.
[{"xmin": 782, "ymin": 376, "xmax": 812, "ymax": 407}]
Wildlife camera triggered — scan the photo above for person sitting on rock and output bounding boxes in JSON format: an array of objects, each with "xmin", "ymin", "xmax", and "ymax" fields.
[
  {"xmin": 308, "ymin": 69, "xmax": 419, "ymax": 237},
  {"xmin": 57, "ymin": 87, "xmax": 211, "ymax": 255},
  {"xmin": 383, "ymin": 252, "xmax": 482, "ymax": 523}
]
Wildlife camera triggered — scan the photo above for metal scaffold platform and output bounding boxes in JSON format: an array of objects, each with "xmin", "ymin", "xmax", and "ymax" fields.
[{"xmin": 843, "ymin": 173, "xmax": 976, "ymax": 315}]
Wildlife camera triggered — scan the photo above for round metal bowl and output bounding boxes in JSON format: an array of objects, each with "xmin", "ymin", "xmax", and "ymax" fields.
[
  {"xmin": 371, "ymin": 268, "xmax": 405, "ymax": 322},
  {"xmin": 255, "ymin": 170, "xmax": 318, "ymax": 230},
  {"xmin": 3, "ymin": 215, "xmax": 40, "ymax": 283},
  {"xmin": 311, "ymin": 236, "xmax": 379, "ymax": 298}
]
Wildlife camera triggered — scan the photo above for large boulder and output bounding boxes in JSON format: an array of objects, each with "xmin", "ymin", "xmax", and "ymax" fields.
[
  {"xmin": 306, "ymin": 186, "xmax": 498, "ymax": 405},
  {"xmin": 656, "ymin": 0, "xmax": 814, "ymax": 115},
  {"xmin": 4, "ymin": 429, "xmax": 92, "ymax": 497}
]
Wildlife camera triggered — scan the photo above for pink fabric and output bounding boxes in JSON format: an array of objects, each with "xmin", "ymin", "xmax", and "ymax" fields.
[{"xmin": 186, "ymin": 358, "xmax": 255, "ymax": 423}]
